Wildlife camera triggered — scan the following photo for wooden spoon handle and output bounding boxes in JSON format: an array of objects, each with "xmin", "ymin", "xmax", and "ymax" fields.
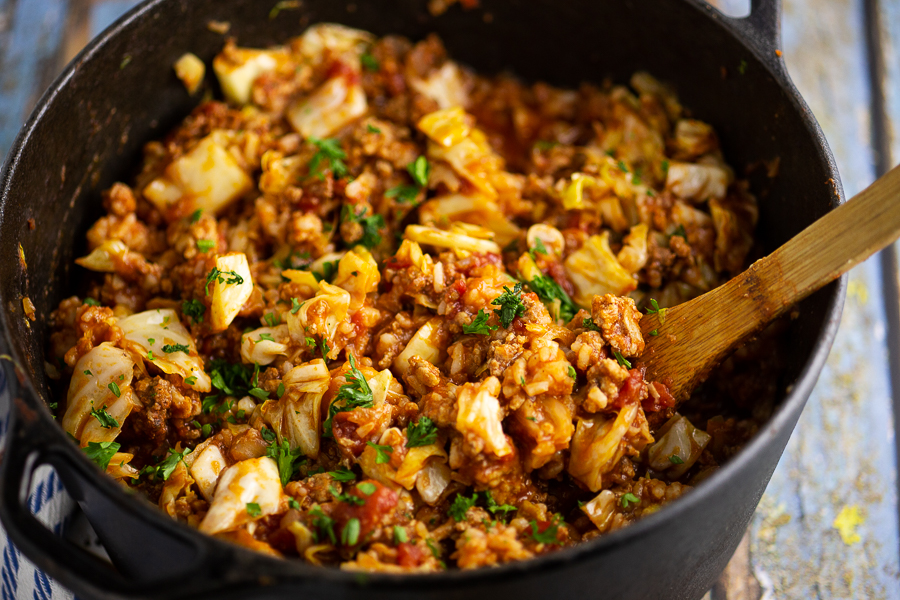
[{"xmin": 640, "ymin": 163, "xmax": 900, "ymax": 400}]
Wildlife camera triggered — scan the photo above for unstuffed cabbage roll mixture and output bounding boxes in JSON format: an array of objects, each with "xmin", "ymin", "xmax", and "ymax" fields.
[{"xmin": 48, "ymin": 25, "xmax": 771, "ymax": 571}]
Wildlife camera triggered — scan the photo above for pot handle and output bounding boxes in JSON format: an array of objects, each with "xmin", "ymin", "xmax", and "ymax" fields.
[
  {"xmin": 720, "ymin": 0, "xmax": 784, "ymax": 68},
  {"xmin": 0, "ymin": 393, "xmax": 140, "ymax": 599},
  {"xmin": 0, "ymin": 378, "xmax": 240, "ymax": 600}
]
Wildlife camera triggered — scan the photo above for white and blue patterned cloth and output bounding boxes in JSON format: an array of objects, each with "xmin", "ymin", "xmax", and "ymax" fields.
[{"xmin": 0, "ymin": 368, "xmax": 77, "ymax": 600}]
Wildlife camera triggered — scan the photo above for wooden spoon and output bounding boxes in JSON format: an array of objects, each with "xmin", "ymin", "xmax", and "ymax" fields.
[{"xmin": 639, "ymin": 164, "xmax": 900, "ymax": 402}]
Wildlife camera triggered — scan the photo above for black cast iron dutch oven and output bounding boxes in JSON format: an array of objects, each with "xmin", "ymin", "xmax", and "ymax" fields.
[{"xmin": 0, "ymin": 0, "xmax": 845, "ymax": 598}]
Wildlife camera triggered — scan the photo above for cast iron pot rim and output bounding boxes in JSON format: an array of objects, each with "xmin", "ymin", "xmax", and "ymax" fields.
[{"xmin": 0, "ymin": 0, "xmax": 846, "ymax": 590}]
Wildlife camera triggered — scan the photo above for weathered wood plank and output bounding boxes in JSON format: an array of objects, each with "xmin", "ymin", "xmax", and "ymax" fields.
[
  {"xmin": 88, "ymin": 0, "xmax": 140, "ymax": 38},
  {"xmin": 743, "ymin": 0, "xmax": 900, "ymax": 597},
  {"xmin": 0, "ymin": 0, "xmax": 69, "ymax": 159}
]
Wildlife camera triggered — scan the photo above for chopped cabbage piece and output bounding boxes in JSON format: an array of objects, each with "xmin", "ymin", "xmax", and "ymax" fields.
[
  {"xmin": 209, "ymin": 252, "xmax": 254, "ymax": 333},
  {"xmin": 417, "ymin": 106, "xmax": 472, "ymax": 148},
  {"xmin": 404, "ymin": 225, "xmax": 501, "ymax": 257},
  {"xmin": 415, "ymin": 458, "xmax": 452, "ymax": 506},
  {"xmin": 117, "ymin": 308, "xmax": 211, "ymax": 392},
  {"xmin": 565, "ymin": 232, "xmax": 637, "ymax": 307},
  {"xmin": 456, "ymin": 377, "xmax": 512, "ymax": 457},
  {"xmin": 418, "ymin": 108, "xmax": 503, "ymax": 197},
  {"xmin": 287, "ymin": 281, "xmax": 350, "ymax": 349},
  {"xmin": 75, "ymin": 239, "xmax": 129, "ymax": 273},
  {"xmin": 418, "ymin": 194, "xmax": 520, "ymax": 247},
  {"xmin": 213, "ymin": 45, "xmax": 288, "ymax": 105},
  {"xmin": 241, "ymin": 325, "xmax": 290, "ymax": 366},
  {"xmin": 332, "ymin": 246, "xmax": 381, "ymax": 312},
  {"xmin": 646, "ymin": 414, "xmax": 711, "ymax": 478},
  {"xmin": 287, "ymin": 76, "xmax": 368, "ymax": 139},
  {"xmin": 174, "ymin": 52, "xmax": 205, "ymax": 95},
  {"xmin": 189, "ymin": 440, "xmax": 228, "ymax": 501},
  {"xmin": 665, "ymin": 161, "xmax": 728, "ymax": 202},
  {"xmin": 581, "ymin": 490, "xmax": 618, "ymax": 532},
  {"xmin": 394, "ymin": 317, "xmax": 444, "ymax": 376},
  {"xmin": 143, "ymin": 132, "xmax": 253, "ymax": 217},
  {"xmin": 526, "ymin": 224, "xmax": 565, "ymax": 258},
  {"xmin": 261, "ymin": 359, "xmax": 331, "ymax": 458},
  {"xmin": 199, "ymin": 457, "xmax": 285, "ymax": 535},
  {"xmin": 295, "ymin": 23, "xmax": 373, "ymax": 67},
  {"xmin": 568, "ymin": 403, "xmax": 645, "ymax": 492},
  {"xmin": 410, "ymin": 62, "xmax": 470, "ymax": 110},
  {"xmin": 63, "ymin": 342, "xmax": 136, "ymax": 445},
  {"xmin": 617, "ymin": 224, "xmax": 649, "ymax": 274}
]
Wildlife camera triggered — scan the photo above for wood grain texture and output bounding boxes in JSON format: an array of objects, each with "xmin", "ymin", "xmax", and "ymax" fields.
[
  {"xmin": 642, "ymin": 163, "xmax": 900, "ymax": 401},
  {"xmin": 744, "ymin": 0, "xmax": 900, "ymax": 597}
]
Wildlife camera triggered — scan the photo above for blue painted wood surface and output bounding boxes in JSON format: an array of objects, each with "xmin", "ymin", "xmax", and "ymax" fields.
[{"xmin": 0, "ymin": 0, "xmax": 898, "ymax": 597}]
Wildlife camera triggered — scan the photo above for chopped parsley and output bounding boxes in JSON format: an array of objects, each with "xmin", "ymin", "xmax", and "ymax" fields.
[
  {"xmin": 567, "ymin": 365, "xmax": 577, "ymax": 380},
  {"xmin": 310, "ymin": 505, "xmax": 337, "ymax": 544},
  {"xmin": 644, "ymin": 298, "xmax": 667, "ymax": 324},
  {"xmin": 84, "ymin": 298, "xmax": 101, "ymax": 306},
  {"xmin": 532, "ymin": 238, "xmax": 548, "ymax": 255},
  {"xmin": 308, "ymin": 136, "xmax": 348, "ymax": 180},
  {"xmin": 150, "ymin": 447, "xmax": 192, "ymax": 481},
  {"xmin": 367, "ymin": 442, "xmax": 393, "ymax": 464},
  {"xmin": 462, "ymin": 309, "xmax": 497, "ymax": 335},
  {"xmin": 613, "ymin": 350, "xmax": 632, "ymax": 369},
  {"xmin": 341, "ymin": 517, "xmax": 361, "ymax": 546},
  {"xmin": 209, "ymin": 359, "xmax": 252, "ymax": 397},
  {"xmin": 323, "ymin": 355, "xmax": 374, "ymax": 436},
  {"xmin": 190, "ymin": 209, "xmax": 202, "ymax": 223},
  {"xmin": 185, "ymin": 376, "xmax": 197, "ymax": 385},
  {"xmin": 393, "ymin": 525, "xmax": 408, "ymax": 544},
  {"xmin": 82, "ymin": 441, "xmax": 120, "ymax": 470},
  {"xmin": 449, "ymin": 493, "xmax": 478, "ymax": 522},
  {"xmin": 276, "ymin": 382, "xmax": 285, "ymax": 398},
  {"xmin": 669, "ymin": 455, "xmax": 685, "ymax": 465},
  {"xmin": 330, "ymin": 485, "xmax": 365, "ymax": 506},
  {"xmin": 617, "ymin": 160, "xmax": 629, "ymax": 173},
  {"xmin": 385, "ymin": 156, "xmax": 430, "ymax": 204},
  {"xmin": 661, "ymin": 159, "xmax": 670, "ymax": 176},
  {"xmin": 620, "ymin": 492, "xmax": 640, "ymax": 508},
  {"xmin": 83, "ymin": 369, "xmax": 92, "ymax": 376},
  {"xmin": 162, "ymin": 343, "xmax": 189, "ymax": 354},
  {"xmin": 246, "ymin": 502, "xmax": 262, "ymax": 517},
  {"xmin": 313, "ymin": 260, "xmax": 339, "ymax": 283},
  {"xmin": 529, "ymin": 515, "xmax": 563, "ymax": 545},
  {"xmin": 361, "ymin": 52, "xmax": 379, "ymax": 72},
  {"xmin": 263, "ymin": 312, "xmax": 280, "ymax": 327},
  {"xmin": 197, "ymin": 239, "xmax": 215, "ymax": 253},
  {"xmin": 266, "ymin": 439, "xmax": 304, "ymax": 486},
  {"xmin": 90, "ymin": 406, "xmax": 119, "ymax": 429},
  {"xmin": 328, "ymin": 467, "xmax": 357, "ymax": 482},
  {"xmin": 527, "ymin": 274, "xmax": 578, "ymax": 323},
  {"xmin": 356, "ymin": 481, "xmax": 377, "ymax": 496},
  {"xmin": 671, "ymin": 224, "xmax": 687, "ymax": 240},
  {"xmin": 291, "ymin": 297, "xmax": 302, "ymax": 314},
  {"xmin": 582, "ymin": 317, "xmax": 601, "ymax": 332},
  {"xmin": 107, "ymin": 382, "xmax": 121, "ymax": 398},
  {"xmin": 182, "ymin": 299, "xmax": 205, "ymax": 324},
  {"xmin": 738, "ymin": 59, "xmax": 748, "ymax": 75},
  {"xmin": 205, "ymin": 267, "xmax": 244, "ymax": 295},
  {"xmin": 491, "ymin": 282, "xmax": 526, "ymax": 328},
  {"xmin": 406, "ymin": 416, "xmax": 438, "ymax": 448},
  {"xmin": 258, "ymin": 333, "xmax": 275, "ymax": 342},
  {"xmin": 288, "ymin": 497, "xmax": 302, "ymax": 510},
  {"xmin": 342, "ymin": 204, "xmax": 385, "ymax": 249},
  {"xmin": 483, "ymin": 490, "xmax": 516, "ymax": 518},
  {"xmin": 367, "ymin": 123, "xmax": 382, "ymax": 134}
]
